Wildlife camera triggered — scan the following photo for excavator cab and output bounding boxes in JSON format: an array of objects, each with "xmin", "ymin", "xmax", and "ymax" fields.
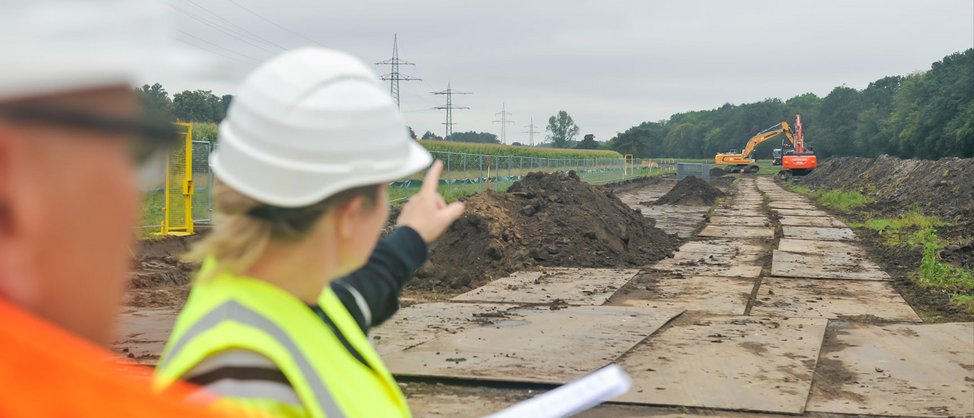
[{"xmin": 771, "ymin": 149, "xmax": 783, "ymax": 166}]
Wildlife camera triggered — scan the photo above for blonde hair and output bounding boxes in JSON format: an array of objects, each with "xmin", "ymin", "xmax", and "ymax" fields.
[{"xmin": 185, "ymin": 179, "xmax": 380, "ymax": 281}]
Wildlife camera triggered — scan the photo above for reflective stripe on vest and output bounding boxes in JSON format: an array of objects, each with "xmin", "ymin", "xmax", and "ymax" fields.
[{"xmin": 158, "ymin": 300, "xmax": 346, "ymax": 418}]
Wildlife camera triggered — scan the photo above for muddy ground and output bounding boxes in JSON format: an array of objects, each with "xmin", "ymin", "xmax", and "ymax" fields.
[
  {"xmin": 129, "ymin": 173, "xmax": 682, "ymax": 307},
  {"xmin": 795, "ymin": 155, "xmax": 974, "ymax": 321},
  {"xmin": 127, "ymin": 236, "xmax": 199, "ymax": 308}
]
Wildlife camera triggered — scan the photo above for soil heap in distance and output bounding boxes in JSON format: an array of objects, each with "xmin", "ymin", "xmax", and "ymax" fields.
[
  {"xmin": 651, "ymin": 175, "xmax": 726, "ymax": 206},
  {"xmin": 410, "ymin": 171, "xmax": 680, "ymax": 292}
]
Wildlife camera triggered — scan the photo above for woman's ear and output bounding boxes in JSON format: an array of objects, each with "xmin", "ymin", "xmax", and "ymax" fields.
[{"xmin": 336, "ymin": 196, "xmax": 366, "ymax": 240}]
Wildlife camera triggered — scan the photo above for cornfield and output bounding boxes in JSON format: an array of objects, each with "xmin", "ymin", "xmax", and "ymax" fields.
[{"xmin": 419, "ymin": 140, "xmax": 623, "ymax": 159}]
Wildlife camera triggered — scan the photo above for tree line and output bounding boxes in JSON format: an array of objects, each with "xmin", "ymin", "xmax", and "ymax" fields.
[
  {"xmin": 420, "ymin": 113, "xmax": 600, "ymax": 150},
  {"xmin": 138, "ymin": 83, "xmax": 232, "ymax": 124},
  {"xmin": 607, "ymin": 49, "xmax": 973, "ymax": 160},
  {"xmin": 140, "ymin": 85, "xmax": 603, "ymax": 150}
]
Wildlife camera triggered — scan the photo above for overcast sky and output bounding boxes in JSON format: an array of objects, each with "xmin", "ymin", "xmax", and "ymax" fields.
[{"xmin": 164, "ymin": 0, "xmax": 974, "ymax": 143}]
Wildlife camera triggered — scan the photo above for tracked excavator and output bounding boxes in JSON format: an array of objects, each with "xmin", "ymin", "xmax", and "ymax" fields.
[
  {"xmin": 772, "ymin": 114, "xmax": 817, "ymax": 179},
  {"xmin": 714, "ymin": 121, "xmax": 796, "ymax": 173}
]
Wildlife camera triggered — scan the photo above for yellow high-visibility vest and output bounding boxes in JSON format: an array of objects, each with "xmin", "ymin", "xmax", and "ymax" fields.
[{"xmin": 153, "ymin": 262, "xmax": 410, "ymax": 418}]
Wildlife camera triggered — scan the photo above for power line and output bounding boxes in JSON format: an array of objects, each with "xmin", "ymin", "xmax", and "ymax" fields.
[
  {"xmin": 493, "ymin": 103, "xmax": 514, "ymax": 145},
  {"xmin": 168, "ymin": 3, "xmax": 279, "ymax": 54},
  {"xmin": 181, "ymin": 0, "xmax": 288, "ymax": 51},
  {"xmin": 176, "ymin": 29, "xmax": 263, "ymax": 65},
  {"xmin": 375, "ymin": 34, "xmax": 420, "ymax": 109},
  {"xmin": 523, "ymin": 117, "xmax": 541, "ymax": 147},
  {"xmin": 223, "ymin": 0, "xmax": 325, "ymax": 46},
  {"xmin": 431, "ymin": 83, "xmax": 472, "ymax": 140}
]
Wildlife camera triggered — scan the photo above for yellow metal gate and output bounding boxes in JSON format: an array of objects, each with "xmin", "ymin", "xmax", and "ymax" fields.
[{"xmin": 161, "ymin": 122, "xmax": 194, "ymax": 236}]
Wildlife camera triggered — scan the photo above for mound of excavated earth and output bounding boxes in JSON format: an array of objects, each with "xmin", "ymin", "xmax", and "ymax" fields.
[
  {"xmin": 651, "ymin": 175, "xmax": 726, "ymax": 206},
  {"xmin": 410, "ymin": 171, "xmax": 680, "ymax": 292},
  {"xmin": 802, "ymin": 155, "xmax": 973, "ymax": 220}
]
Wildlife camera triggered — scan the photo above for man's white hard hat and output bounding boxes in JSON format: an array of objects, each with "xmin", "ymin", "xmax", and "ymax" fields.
[
  {"xmin": 212, "ymin": 47, "xmax": 433, "ymax": 208},
  {"xmin": 0, "ymin": 0, "xmax": 227, "ymax": 102}
]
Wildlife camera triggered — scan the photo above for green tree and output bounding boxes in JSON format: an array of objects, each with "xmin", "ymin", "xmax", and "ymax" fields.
[
  {"xmin": 546, "ymin": 111, "xmax": 580, "ymax": 148},
  {"xmin": 172, "ymin": 90, "xmax": 225, "ymax": 123},
  {"xmin": 607, "ymin": 121, "xmax": 664, "ymax": 157},
  {"xmin": 421, "ymin": 131, "xmax": 441, "ymax": 140},
  {"xmin": 220, "ymin": 94, "xmax": 234, "ymax": 115},
  {"xmin": 406, "ymin": 126, "xmax": 417, "ymax": 139},
  {"xmin": 137, "ymin": 83, "xmax": 172, "ymax": 119},
  {"xmin": 446, "ymin": 131, "xmax": 500, "ymax": 144},
  {"xmin": 609, "ymin": 49, "xmax": 972, "ymax": 159},
  {"xmin": 816, "ymin": 86, "xmax": 862, "ymax": 157},
  {"xmin": 853, "ymin": 76, "xmax": 900, "ymax": 156},
  {"xmin": 576, "ymin": 134, "xmax": 599, "ymax": 149},
  {"xmin": 885, "ymin": 50, "xmax": 974, "ymax": 158}
]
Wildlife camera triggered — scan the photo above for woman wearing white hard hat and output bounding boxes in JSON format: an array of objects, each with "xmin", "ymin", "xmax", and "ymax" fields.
[{"xmin": 153, "ymin": 47, "xmax": 464, "ymax": 417}]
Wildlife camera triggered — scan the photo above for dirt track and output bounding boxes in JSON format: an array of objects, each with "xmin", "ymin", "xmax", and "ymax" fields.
[
  {"xmin": 117, "ymin": 170, "xmax": 973, "ymax": 417},
  {"xmin": 395, "ymin": 175, "xmax": 972, "ymax": 417}
]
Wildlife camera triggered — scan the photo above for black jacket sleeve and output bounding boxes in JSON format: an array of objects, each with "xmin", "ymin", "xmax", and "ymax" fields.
[{"xmin": 330, "ymin": 227, "xmax": 428, "ymax": 334}]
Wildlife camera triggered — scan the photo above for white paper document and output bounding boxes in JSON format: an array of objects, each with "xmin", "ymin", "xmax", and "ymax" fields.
[{"xmin": 484, "ymin": 364, "xmax": 632, "ymax": 418}]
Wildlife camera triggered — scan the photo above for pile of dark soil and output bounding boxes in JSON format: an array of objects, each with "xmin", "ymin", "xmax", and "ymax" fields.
[
  {"xmin": 127, "ymin": 235, "xmax": 199, "ymax": 308},
  {"xmin": 800, "ymin": 155, "xmax": 974, "ymax": 245},
  {"xmin": 410, "ymin": 171, "xmax": 680, "ymax": 292},
  {"xmin": 709, "ymin": 167, "xmax": 726, "ymax": 177},
  {"xmin": 802, "ymin": 155, "xmax": 974, "ymax": 221},
  {"xmin": 797, "ymin": 155, "xmax": 974, "ymax": 321},
  {"xmin": 650, "ymin": 176, "xmax": 725, "ymax": 206}
]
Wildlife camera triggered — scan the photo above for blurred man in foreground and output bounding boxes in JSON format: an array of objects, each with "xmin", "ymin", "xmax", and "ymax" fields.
[{"xmin": 0, "ymin": 0, "xmax": 233, "ymax": 415}]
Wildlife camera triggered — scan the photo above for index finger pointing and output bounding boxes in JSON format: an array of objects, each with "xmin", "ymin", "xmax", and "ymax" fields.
[{"xmin": 421, "ymin": 160, "xmax": 444, "ymax": 195}]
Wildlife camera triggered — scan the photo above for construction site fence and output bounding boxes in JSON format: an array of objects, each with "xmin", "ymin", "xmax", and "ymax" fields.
[
  {"xmin": 388, "ymin": 151, "xmax": 676, "ymax": 203},
  {"xmin": 140, "ymin": 140, "xmax": 214, "ymax": 232},
  {"xmin": 142, "ymin": 142, "xmax": 675, "ymax": 231}
]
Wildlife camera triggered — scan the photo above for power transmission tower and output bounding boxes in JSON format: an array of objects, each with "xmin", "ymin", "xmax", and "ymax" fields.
[
  {"xmin": 493, "ymin": 103, "xmax": 514, "ymax": 144},
  {"xmin": 523, "ymin": 117, "xmax": 541, "ymax": 147},
  {"xmin": 375, "ymin": 34, "xmax": 420, "ymax": 109},
  {"xmin": 431, "ymin": 83, "xmax": 471, "ymax": 140}
]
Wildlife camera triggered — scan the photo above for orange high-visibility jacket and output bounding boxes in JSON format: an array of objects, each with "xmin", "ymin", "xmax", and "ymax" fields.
[{"xmin": 0, "ymin": 298, "xmax": 227, "ymax": 418}]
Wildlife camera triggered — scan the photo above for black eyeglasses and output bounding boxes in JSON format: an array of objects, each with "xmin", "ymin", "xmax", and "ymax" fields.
[{"xmin": 0, "ymin": 106, "xmax": 182, "ymax": 164}]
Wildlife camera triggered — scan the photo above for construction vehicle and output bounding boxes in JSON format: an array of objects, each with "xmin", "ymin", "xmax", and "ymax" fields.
[
  {"xmin": 714, "ymin": 121, "xmax": 796, "ymax": 173},
  {"xmin": 771, "ymin": 149, "xmax": 783, "ymax": 166},
  {"xmin": 773, "ymin": 114, "xmax": 817, "ymax": 179}
]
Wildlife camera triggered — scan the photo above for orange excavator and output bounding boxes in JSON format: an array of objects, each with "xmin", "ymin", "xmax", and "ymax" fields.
[{"xmin": 773, "ymin": 114, "xmax": 817, "ymax": 179}]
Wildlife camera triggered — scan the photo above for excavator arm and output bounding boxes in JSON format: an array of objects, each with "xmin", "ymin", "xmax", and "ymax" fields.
[
  {"xmin": 715, "ymin": 122, "xmax": 794, "ymax": 169},
  {"xmin": 740, "ymin": 122, "xmax": 794, "ymax": 157}
]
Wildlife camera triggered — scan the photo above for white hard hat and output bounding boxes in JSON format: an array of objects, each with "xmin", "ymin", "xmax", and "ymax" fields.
[
  {"xmin": 0, "ymin": 0, "xmax": 227, "ymax": 102},
  {"xmin": 212, "ymin": 47, "xmax": 433, "ymax": 208}
]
